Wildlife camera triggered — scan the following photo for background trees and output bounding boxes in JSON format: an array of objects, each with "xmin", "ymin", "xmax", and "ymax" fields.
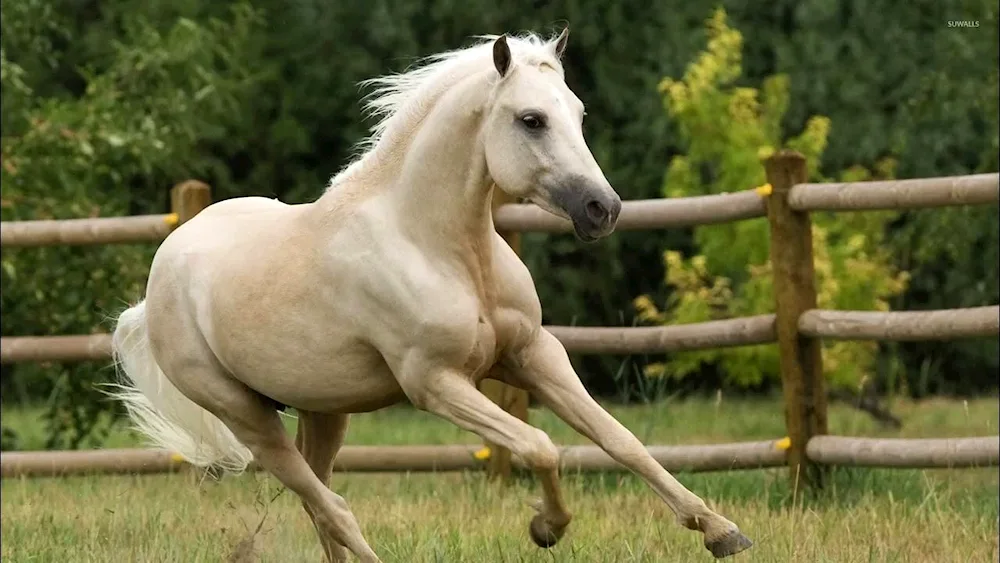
[{"xmin": 2, "ymin": 0, "xmax": 996, "ymax": 448}]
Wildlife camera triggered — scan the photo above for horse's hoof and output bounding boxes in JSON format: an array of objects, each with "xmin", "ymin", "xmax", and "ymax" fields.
[
  {"xmin": 529, "ymin": 514, "xmax": 564, "ymax": 548},
  {"xmin": 705, "ymin": 528, "xmax": 753, "ymax": 558}
]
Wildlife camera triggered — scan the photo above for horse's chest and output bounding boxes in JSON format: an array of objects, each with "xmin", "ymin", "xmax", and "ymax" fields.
[
  {"xmin": 462, "ymin": 316, "xmax": 498, "ymax": 381},
  {"xmin": 464, "ymin": 307, "xmax": 532, "ymax": 382}
]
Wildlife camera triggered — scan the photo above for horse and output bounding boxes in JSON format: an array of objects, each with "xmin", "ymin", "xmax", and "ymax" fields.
[{"xmin": 110, "ymin": 29, "xmax": 753, "ymax": 561}]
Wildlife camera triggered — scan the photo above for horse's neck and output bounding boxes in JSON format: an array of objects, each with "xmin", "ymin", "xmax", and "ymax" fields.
[
  {"xmin": 366, "ymin": 71, "xmax": 502, "ymax": 304},
  {"xmin": 392, "ymin": 125, "xmax": 493, "ymax": 242}
]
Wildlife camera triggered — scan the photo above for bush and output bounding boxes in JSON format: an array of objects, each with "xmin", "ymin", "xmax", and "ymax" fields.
[{"xmin": 632, "ymin": 9, "xmax": 908, "ymax": 392}]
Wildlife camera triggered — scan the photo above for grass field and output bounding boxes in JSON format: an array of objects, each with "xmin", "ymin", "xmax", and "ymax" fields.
[{"xmin": 2, "ymin": 396, "xmax": 998, "ymax": 562}]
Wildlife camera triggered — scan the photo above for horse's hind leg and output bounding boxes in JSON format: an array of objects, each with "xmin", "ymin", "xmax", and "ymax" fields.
[
  {"xmin": 296, "ymin": 411, "xmax": 352, "ymax": 562},
  {"xmin": 164, "ymin": 362, "xmax": 379, "ymax": 563}
]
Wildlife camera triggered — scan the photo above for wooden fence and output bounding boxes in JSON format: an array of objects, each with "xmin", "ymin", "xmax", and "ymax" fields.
[{"xmin": 1, "ymin": 153, "xmax": 998, "ymax": 487}]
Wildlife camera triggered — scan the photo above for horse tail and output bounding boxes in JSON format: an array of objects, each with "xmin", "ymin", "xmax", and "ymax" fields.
[{"xmin": 109, "ymin": 301, "xmax": 253, "ymax": 474}]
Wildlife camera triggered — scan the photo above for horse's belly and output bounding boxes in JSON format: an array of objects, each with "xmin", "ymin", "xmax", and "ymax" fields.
[{"xmin": 223, "ymin": 338, "xmax": 406, "ymax": 414}]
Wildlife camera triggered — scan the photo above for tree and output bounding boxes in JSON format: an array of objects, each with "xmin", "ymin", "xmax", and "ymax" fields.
[{"xmin": 0, "ymin": 0, "xmax": 262, "ymax": 448}]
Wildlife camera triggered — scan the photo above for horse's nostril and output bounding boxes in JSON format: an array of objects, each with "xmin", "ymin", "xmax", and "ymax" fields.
[{"xmin": 585, "ymin": 200, "xmax": 608, "ymax": 224}]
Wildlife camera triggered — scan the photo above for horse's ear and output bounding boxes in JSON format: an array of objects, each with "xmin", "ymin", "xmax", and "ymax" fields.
[
  {"xmin": 552, "ymin": 27, "xmax": 569, "ymax": 59},
  {"xmin": 493, "ymin": 35, "xmax": 511, "ymax": 77}
]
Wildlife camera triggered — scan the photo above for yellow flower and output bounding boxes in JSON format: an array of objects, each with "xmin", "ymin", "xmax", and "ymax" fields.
[
  {"xmin": 657, "ymin": 77, "xmax": 674, "ymax": 94},
  {"xmin": 691, "ymin": 255, "xmax": 708, "ymax": 273}
]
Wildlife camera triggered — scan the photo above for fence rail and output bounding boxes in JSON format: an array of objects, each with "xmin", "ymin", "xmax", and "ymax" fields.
[
  {"xmin": 6, "ymin": 306, "xmax": 992, "ymax": 365},
  {"xmin": 549, "ymin": 315, "xmax": 776, "ymax": 355},
  {"xmin": 806, "ymin": 436, "xmax": 1000, "ymax": 468},
  {"xmin": 5, "ymin": 434, "xmax": 997, "ymax": 478},
  {"xmin": 0, "ymin": 439, "xmax": 792, "ymax": 478},
  {"xmin": 1, "ymin": 163, "xmax": 998, "ymax": 489},
  {"xmin": 0, "ymin": 214, "xmax": 176, "ymax": 248},
  {"xmin": 789, "ymin": 173, "xmax": 999, "ymax": 211},
  {"xmin": 799, "ymin": 306, "xmax": 1000, "ymax": 341},
  {"xmin": 0, "ymin": 334, "xmax": 113, "ymax": 364},
  {"xmin": 493, "ymin": 190, "xmax": 767, "ymax": 232}
]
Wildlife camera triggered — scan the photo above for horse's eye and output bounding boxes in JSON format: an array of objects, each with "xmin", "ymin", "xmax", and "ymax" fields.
[{"xmin": 520, "ymin": 113, "xmax": 545, "ymax": 129}]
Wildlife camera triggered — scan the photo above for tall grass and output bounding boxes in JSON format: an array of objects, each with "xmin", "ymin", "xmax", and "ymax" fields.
[{"xmin": 2, "ymin": 397, "xmax": 997, "ymax": 562}]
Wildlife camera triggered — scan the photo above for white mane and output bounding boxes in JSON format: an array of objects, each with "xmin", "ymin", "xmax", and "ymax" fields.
[{"xmin": 327, "ymin": 32, "xmax": 564, "ymax": 189}]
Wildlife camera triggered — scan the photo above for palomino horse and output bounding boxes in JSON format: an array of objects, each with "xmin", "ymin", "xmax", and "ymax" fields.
[{"xmin": 111, "ymin": 30, "xmax": 752, "ymax": 561}]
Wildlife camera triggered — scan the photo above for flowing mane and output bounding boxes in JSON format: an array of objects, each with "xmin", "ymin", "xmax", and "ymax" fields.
[{"xmin": 327, "ymin": 32, "xmax": 564, "ymax": 189}]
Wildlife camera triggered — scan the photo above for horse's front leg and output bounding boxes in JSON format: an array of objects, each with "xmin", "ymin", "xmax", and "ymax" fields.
[
  {"xmin": 397, "ymin": 363, "xmax": 572, "ymax": 547},
  {"xmin": 503, "ymin": 328, "xmax": 753, "ymax": 559}
]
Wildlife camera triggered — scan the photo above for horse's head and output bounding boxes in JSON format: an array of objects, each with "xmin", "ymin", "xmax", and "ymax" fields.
[{"xmin": 482, "ymin": 30, "xmax": 621, "ymax": 242}]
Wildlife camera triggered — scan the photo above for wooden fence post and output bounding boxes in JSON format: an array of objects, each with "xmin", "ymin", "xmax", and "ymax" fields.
[
  {"xmin": 764, "ymin": 150, "xmax": 828, "ymax": 491},
  {"xmin": 480, "ymin": 189, "xmax": 531, "ymax": 482},
  {"xmin": 170, "ymin": 180, "xmax": 212, "ymax": 226}
]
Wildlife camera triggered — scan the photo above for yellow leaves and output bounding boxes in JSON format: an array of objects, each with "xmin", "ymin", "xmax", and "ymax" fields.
[
  {"xmin": 846, "ymin": 233, "xmax": 867, "ymax": 253},
  {"xmin": 662, "ymin": 251, "xmax": 734, "ymax": 323},
  {"xmin": 874, "ymin": 157, "xmax": 899, "ymax": 180},
  {"xmin": 728, "ymin": 87, "xmax": 760, "ymax": 123},
  {"xmin": 892, "ymin": 270, "xmax": 912, "ymax": 293},
  {"xmin": 785, "ymin": 115, "xmax": 832, "ymax": 180},
  {"xmin": 840, "ymin": 164, "xmax": 873, "ymax": 183},
  {"xmin": 804, "ymin": 115, "xmax": 831, "ymax": 142},
  {"xmin": 658, "ymin": 77, "xmax": 689, "ymax": 113},
  {"xmin": 664, "ymin": 249, "xmax": 683, "ymax": 267},
  {"xmin": 664, "ymin": 155, "xmax": 695, "ymax": 198},
  {"xmin": 663, "ymin": 250, "xmax": 687, "ymax": 287},
  {"xmin": 632, "ymin": 294, "xmax": 665, "ymax": 324},
  {"xmin": 839, "ymin": 157, "xmax": 898, "ymax": 184},
  {"xmin": 761, "ymin": 74, "xmax": 791, "ymax": 128},
  {"xmin": 706, "ymin": 7, "xmax": 729, "ymax": 34},
  {"xmin": 747, "ymin": 261, "xmax": 771, "ymax": 279},
  {"xmin": 1, "ymin": 155, "xmax": 18, "ymax": 176},
  {"xmin": 691, "ymin": 254, "xmax": 708, "ymax": 274},
  {"xmin": 661, "ymin": 8, "xmax": 743, "ymax": 116},
  {"xmin": 643, "ymin": 362, "xmax": 666, "ymax": 378}
]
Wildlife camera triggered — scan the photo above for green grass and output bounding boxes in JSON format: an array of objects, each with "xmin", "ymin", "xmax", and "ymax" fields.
[{"xmin": 2, "ymin": 396, "xmax": 998, "ymax": 562}]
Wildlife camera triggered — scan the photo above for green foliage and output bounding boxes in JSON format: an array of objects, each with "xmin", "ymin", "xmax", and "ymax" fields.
[
  {"xmin": 633, "ymin": 9, "xmax": 908, "ymax": 391},
  {"xmin": 876, "ymin": 5, "xmax": 1000, "ymax": 396},
  {"xmin": 0, "ymin": 0, "xmax": 997, "ymax": 452},
  {"xmin": 0, "ymin": 0, "xmax": 262, "ymax": 448},
  {"xmin": 723, "ymin": 0, "xmax": 999, "ymax": 394}
]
